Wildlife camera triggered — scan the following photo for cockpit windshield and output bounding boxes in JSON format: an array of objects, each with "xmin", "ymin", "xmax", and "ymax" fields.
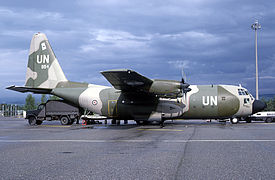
[
  {"xmin": 238, "ymin": 89, "xmax": 254, "ymax": 99},
  {"xmin": 238, "ymin": 89, "xmax": 247, "ymax": 95},
  {"xmin": 238, "ymin": 88, "xmax": 254, "ymax": 101}
]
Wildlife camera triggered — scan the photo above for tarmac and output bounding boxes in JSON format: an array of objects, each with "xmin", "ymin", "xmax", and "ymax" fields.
[{"xmin": 0, "ymin": 117, "xmax": 275, "ymax": 180}]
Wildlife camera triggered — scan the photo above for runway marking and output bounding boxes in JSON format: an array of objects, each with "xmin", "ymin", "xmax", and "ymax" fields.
[
  {"xmin": 39, "ymin": 125, "xmax": 71, "ymax": 128},
  {"xmin": 1, "ymin": 139, "xmax": 275, "ymax": 143},
  {"xmin": 138, "ymin": 128, "xmax": 184, "ymax": 132}
]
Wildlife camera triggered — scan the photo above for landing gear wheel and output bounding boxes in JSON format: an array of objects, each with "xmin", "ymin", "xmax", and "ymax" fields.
[
  {"xmin": 28, "ymin": 116, "xmax": 37, "ymax": 126},
  {"xmin": 60, "ymin": 116, "xmax": 70, "ymax": 125},
  {"xmin": 265, "ymin": 117, "xmax": 272, "ymax": 123},
  {"xmin": 245, "ymin": 118, "xmax": 252, "ymax": 123},
  {"xmin": 116, "ymin": 120, "xmax": 120, "ymax": 125},
  {"xmin": 111, "ymin": 119, "xmax": 116, "ymax": 125},
  {"xmin": 230, "ymin": 118, "xmax": 239, "ymax": 124},
  {"xmin": 36, "ymin": 120, "xmax": 43, "ymax": 125},
  {"xmin": 160, "ymin": 119, "xmax": 165, "ymax": 128}
]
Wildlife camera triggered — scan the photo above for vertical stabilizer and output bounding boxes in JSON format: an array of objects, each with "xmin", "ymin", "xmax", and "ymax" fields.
[{"xmin": 25, "ymin": 33, "xmax": 67, "ymax": 89}]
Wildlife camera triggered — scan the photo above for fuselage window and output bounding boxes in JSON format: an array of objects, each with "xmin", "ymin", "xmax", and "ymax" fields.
[{"xmin": 244, "ymin": 98, "xmax": 250, "ymax": 104}]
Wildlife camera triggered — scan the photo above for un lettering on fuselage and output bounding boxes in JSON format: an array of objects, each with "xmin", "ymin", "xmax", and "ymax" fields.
[{"xmin": 202, "ymin": 96, "xmax": 217, "ymax": 106}]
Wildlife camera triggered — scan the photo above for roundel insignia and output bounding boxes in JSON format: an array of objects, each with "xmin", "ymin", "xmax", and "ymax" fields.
[{"xmin": 92, "ymin": 100, "xmax": 98, "ymax": 106}]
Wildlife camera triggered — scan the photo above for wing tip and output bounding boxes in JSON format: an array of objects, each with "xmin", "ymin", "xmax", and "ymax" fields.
[{"xmin": 101, "ymin": 69, "xmax": 133, "ymax": 74}]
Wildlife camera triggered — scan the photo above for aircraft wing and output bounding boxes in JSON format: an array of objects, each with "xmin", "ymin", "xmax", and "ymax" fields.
[
  {"xmin": 101, "ymin": 69, "xmax": 153, "ymax": 92},
  {"xmin": 6, "ymin": 85, "xmax": 52, "ymax": 94}
]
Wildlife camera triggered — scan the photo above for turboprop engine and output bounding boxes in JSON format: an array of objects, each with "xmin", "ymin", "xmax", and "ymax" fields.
[{"xmin": 148, "ymin": 79, "xmax": 191, "ymax": 98}]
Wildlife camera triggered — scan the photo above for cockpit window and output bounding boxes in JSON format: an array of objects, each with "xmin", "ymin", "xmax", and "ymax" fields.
[
  {"xmin": 244, "ymin": 98, "xmax": 250, "ymax": 104},
  {"xmin": 238, "ymin": 89, "xmax": 246, "ymax": 95},
  {"xmin": 238, "ymin": 89, "xmax": 242, "ymax": 95},
  {"xmin": 238, "ymin": 89, "xmax": 250, "ymax": 96}
]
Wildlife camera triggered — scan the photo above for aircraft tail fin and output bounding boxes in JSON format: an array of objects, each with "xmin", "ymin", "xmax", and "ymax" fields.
[{"xmin": 25, "ymin": 33, "xmax": 67, "ymax": 89}]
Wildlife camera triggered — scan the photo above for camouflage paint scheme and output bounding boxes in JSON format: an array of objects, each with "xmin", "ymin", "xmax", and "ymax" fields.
[{"xmin": 7, "ymin": 33, "xmax": 263, "ymax": 122}]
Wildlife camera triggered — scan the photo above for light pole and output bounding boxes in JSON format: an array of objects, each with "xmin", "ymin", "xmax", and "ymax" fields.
[{"xmin": 251, "ymin": 20, "xmax": 261, "ymax": 100}]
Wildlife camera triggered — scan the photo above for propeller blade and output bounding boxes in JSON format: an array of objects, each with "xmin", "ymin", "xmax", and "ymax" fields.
[
  {"xmin": 180, "ymin": 68, "xmax": 191, "ymax": 97},
  {"xmin": 181, "ymin": 83, "xmax": 190, "ymax": 89},
  {"xmin": 183, "ymin": 87, "xmax": 191, "ymax": 93}
]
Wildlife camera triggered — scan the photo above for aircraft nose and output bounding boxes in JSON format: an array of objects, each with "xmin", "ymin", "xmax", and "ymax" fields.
[{"xmin": 252, "ymin": 100, "xmax": 267, "ymax": 114}]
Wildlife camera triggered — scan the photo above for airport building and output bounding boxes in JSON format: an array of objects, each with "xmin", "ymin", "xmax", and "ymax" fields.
[{"xmin": 0, "ymin": 104, "xmax": 25, "ymax": 117}]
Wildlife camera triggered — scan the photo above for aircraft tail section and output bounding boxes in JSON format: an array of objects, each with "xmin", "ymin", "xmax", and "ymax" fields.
[{"xmin": 25, "ymin": 33, "xmax": 67, "ymax": 89}]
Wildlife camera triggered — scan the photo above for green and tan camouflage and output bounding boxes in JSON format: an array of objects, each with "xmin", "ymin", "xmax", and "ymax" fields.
[{"xmin": 7, "ymin": 33, "xmax": 266, "ymax": 124}]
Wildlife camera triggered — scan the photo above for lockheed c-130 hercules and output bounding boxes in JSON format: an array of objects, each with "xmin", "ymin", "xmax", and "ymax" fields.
[{"xmin": 7, "ymin": 33, "xmax": 266, "ymax": 126}]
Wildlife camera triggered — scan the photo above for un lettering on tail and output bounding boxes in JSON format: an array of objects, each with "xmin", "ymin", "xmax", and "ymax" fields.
[{"xmin": 25, "ymin": 33, "xmax": 67, "ymax": 89}]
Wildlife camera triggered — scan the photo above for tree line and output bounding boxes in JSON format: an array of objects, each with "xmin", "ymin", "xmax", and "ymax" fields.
[{"xmin": 261, "ymin": 97, "xmax": 275, "ymax": 111}]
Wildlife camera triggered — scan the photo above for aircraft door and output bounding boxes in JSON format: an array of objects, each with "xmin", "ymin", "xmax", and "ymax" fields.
[{"xmin": 237, "ymin": 89, "xmax": 252, "ymax": 115}]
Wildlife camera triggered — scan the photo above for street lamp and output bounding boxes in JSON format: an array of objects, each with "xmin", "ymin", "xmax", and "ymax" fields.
[{"xmin": 251, "ymin": 20, "xmax": 261, "ymax": 100}]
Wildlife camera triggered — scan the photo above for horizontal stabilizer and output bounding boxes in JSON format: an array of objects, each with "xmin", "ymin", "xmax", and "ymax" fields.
[{"xmin": 6, "ymin": 86, "xmax": 52, "ymax": 94}]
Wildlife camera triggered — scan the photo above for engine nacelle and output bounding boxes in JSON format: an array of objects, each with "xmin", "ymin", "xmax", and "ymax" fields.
[{"xmin": 149, "ymin": 80, "xmax": 182, "ymax": 98}]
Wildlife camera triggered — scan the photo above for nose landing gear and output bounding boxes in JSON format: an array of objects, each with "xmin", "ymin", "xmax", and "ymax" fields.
[{"xmin": 230, "ymin": 118, "xmax": 239, "ymax": 124}]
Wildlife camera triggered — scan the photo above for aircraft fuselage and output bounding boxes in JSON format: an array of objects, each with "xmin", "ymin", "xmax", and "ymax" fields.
[{"xmin": 52, "ymin": 83, "xmax": 256, "ymax": 121}]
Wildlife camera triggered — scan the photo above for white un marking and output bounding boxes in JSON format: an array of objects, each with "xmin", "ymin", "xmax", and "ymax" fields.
[
  {"xmin": 37, "ymin": 55, "xmax": 50, "ymax": 64},
  {"xmin": 202, "ymin": 96, "xmax": 218, "ymax": 106}
]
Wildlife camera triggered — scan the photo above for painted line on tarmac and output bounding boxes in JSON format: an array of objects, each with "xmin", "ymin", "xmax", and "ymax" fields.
[
  {"xmin": 39, "ymin": 125, "xmax": 71, "ymax": 128},
  {"xmin": 1, "ymin": 139, "xmax": 275, "ymax": 143},
  {"xmin": 138, "ymin": 128, "xmax": 184, "ymax": 132}
]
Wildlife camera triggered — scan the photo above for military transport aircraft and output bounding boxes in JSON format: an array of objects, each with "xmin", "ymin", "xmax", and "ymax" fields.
[{"xmin": 7, "ymin": 33, "xmax": 266, "ymax": 126}]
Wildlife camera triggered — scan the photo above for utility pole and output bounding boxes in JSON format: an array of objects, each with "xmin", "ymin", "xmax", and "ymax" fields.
[{"xmin": 251, "ymin": 20, "xmax": 261, "ymax": 100}]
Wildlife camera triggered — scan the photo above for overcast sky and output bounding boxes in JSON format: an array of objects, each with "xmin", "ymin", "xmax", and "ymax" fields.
[{"xmin": 1, "ymin": 0, "xmax": 275, "ymax": 102}]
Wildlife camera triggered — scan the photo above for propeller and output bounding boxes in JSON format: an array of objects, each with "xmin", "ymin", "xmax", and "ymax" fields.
[{"xmin": 180, "ymin": 68, "xmax": 191, "ymax": 98}]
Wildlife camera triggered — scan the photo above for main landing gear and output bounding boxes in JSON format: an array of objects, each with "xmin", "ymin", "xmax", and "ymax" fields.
[{"xmin": 160, "ymin": 118, "xmax": 165, "ymax": 128}]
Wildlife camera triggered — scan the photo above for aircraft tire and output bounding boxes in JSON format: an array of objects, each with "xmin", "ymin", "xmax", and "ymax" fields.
[
  {"xmin": 111, "ymin": 119, "xmax": 116, "ymax": 124},
  {"xmin": 143, "ymin": 121, "xmax": 150, "ymax": 125},
  {"xmin": 28, "ymin": 116, "xmax": 37, "ymax": 126},
  {"xmin": 36, "ymin": 120, "xmax": 43, "ymax": 125},
  {"xmin": 265, "ymin": 117, "xmax": 272, "ymax": 123},
  {"xmin": 245, "ymin": 118, "xmax": 252, "ymax": 123},
  {"xmin": 230, "ymin": 118, "xmax": 239, "ymax": 124},
  {"xmin": 60, "ymin": 116, "xmax": 70, "ymax": 125},
  {"xmin": 116, "ymin": 120, "xmax": 120, "ymax": 125}
]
